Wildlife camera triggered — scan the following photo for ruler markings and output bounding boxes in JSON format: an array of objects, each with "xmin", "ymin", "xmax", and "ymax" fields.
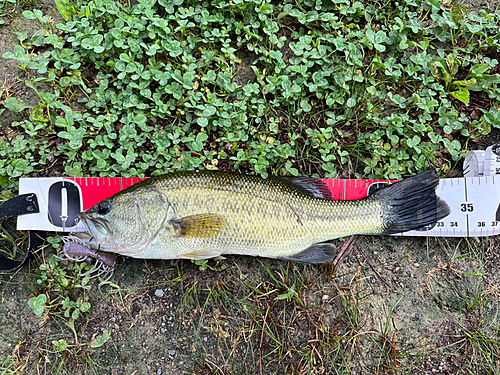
[
  {"xmin": 464, "ymin": 178, "xmax": 468, "ymax": 201},
  {"xmin": 464, "ymin": 178, "xmax": 469, "ymax": 237}
]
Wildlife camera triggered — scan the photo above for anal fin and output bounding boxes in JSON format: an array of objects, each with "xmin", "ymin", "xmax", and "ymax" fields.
[{"xmin": 279, "ymin": 242, "xmax": 336, "ymax": 264}]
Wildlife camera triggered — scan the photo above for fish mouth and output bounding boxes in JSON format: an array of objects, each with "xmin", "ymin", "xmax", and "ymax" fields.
[{"xmin": 79, "ymin": 213, "xmax": 109, "ymax": 240}]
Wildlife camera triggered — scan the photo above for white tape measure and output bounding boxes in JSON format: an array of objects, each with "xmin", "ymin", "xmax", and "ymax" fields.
[{"xmin": 396, "ymin": 144, "xmax": 500, "ymax": 237}]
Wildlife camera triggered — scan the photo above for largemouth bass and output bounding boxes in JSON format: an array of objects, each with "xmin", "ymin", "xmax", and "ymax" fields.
[{"xmin": 76, "ymin": 170, "xmax": 450, "ymax": 264}]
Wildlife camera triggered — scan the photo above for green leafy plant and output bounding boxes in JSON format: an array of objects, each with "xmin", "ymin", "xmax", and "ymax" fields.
[
  {"xmin": 28, "ymin": 293, "xmax": 47, "ymax": 315},
  {"xmin": 0, "ymin": 0, "xmax": 498, "ymax": 184},
  {"xmin": 63, "ymin": 296, "xmax": 91, "ymax": 320},
  {"xmin": 29, "ymin": 253, "xmax": 93, "ymax": 323}
]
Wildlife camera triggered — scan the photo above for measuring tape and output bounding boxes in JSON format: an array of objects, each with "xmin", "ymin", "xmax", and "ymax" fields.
[
  {"xmin": 16, "ymin": 145, "xmax": 500, "ymax": 237},
  {"xmin": 422, "ymin": 143, "xmax": 500, "ymax": 238}
]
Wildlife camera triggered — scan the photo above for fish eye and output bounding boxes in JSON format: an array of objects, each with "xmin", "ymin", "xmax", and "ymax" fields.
[{"xmin": 97, "ymin": 201, "xmax": 111, "ymax": 215}]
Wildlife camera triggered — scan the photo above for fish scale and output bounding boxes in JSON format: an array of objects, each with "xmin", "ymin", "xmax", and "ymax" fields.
[{"xmin": 74, "ymin": 170, "xmax": 449, "ymax": 264}]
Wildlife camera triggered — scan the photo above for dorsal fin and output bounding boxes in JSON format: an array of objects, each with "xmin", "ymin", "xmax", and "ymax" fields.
[{"xmin": 278, "ymin": 177, "xmax": 333, "ymax": 199}]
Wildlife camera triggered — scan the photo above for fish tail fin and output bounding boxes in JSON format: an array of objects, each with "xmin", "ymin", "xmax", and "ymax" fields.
[{"xmin": 375, "ymin": 170, "xmax": 450, "ymax": 234}]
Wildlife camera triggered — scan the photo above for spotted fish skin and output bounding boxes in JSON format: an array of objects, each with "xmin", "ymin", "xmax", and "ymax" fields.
[{"xmin": 77, "ymin": 170, "xmax": 450, "ymax": 264}]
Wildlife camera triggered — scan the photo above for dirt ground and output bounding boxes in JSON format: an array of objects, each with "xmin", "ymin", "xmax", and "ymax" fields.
[{"xmin": 0, "ymin": 1, "xmax": 500, "ymax": 375}]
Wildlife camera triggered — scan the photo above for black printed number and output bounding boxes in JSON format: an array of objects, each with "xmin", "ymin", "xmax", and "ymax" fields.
[
  {"xmin": 450, "ymin": 222, "xmax": 459, "ymax": 227},
  {"xmin": 436, "ymin": 222, "xmax": 444, "ymax": 227},
  {"xmin": 478, "ymin": 222, "xmax": 486, "ymax": 227},
  {"xmin": 460, "ymin": 203, "xmax": 474, "ymax": 212},
  {"xmin": 492, "ymin": 221, "xmax": 498, "ymax": 226}
]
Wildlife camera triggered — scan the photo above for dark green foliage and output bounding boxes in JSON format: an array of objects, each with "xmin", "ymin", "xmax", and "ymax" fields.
[{"xmin": 1, "ymin": 0, "xmax": 500, "ymax": 186}]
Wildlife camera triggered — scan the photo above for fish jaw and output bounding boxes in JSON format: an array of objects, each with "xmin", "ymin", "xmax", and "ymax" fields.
[
  {"xmin": 77, "ymin": 204, "xmax": 169, "ymax": 258},
  {"xmin": 78, "ymin": 212, "xmax": 111, "ymax": 249}
]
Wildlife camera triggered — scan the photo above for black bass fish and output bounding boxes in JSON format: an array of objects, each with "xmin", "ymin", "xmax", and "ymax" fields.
[{"xmin": 75, "ymin": 170, "xmax": 449, "ymax": 264}]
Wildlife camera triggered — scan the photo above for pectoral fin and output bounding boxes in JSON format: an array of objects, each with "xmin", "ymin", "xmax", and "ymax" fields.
[{"xmin": 170, "ymin": 214, "xmax": 226, "ymax": 238}]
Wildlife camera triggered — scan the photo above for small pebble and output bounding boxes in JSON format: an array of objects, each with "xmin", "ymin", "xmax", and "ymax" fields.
[
  {"xmin": 322, "ymin": 295, "xmax": 329, "ymax": 302},
  {"xmin": 179, "ymin": 361, "xmax": 184, "ymax": 365},
  {"xmin": 147, "ymin": 365, "xmax": 151, "ymax": 371},
  {"xmin": 157, "ymin": 369, "xmax": 162, "ymax": 375},
  {"xmin": 161, "ymin": 328, "xmax": 165, "ymax": 333},
  {"xmin": 203, "ymin": 337, "xmax": 208, "ymax": 342},
  {"xmin": 169, "ymin": 350, "xmax": 176, "ymax": 356},
  {"xmin": 155, "ymin": 289, "xmax": 164, "ymax": 298}
]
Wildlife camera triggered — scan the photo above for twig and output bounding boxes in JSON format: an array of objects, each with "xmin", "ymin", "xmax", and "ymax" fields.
[
  {"xmin": 287, "ymin": 202, "xmax": 303, "ymax": 226},
  {"xmin": 333, "ymin": 235, "xmax": 358, "ymax": 267},
  {"xmin": 259, "ymin": 305, "xmax": 270, "ymax": 375},
  {"xmin": 392, "ymin": 331, "xmax": 398, "ymax": 374},
  {"xmin": 356, "ymin": 245, "xmax": 391, "ymax": 287}
]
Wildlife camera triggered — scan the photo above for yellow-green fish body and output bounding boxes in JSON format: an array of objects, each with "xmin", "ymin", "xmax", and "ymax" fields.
[{"xmin": 78, "ymin": 170, "xmax": 449, "ymax": 263}]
